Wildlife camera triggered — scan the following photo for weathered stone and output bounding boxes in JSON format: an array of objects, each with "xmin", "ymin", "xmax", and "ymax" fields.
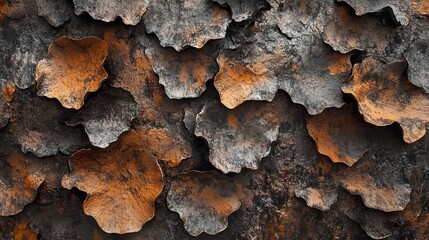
[
  {"xmin": 194, "ymin": 95, "xmax": 285, "ymax": 173},
  {"xmin": 35, "ymin": 0, "xmax": 71, "ymax": 27},
  {"xmin": 338, "ymin": 0, "xmax": 412, "ymax": 26},
  {"xmin": 306, "ymin": 105, "xmax": 373, "ymax": 167},
  {"xmin": 404, "ymin": 39, "xmax": 429, "ymax": 93},
  {"xmin": 66, "ymin": 86, "xmax": 137, "ymax": 148},
  {"xmin": 143, "ymin": 0, "xmax": 232, "ymax": 51},
  {"xmin": 213, "ymin": 0, "xmax": 268, "ymax": 22},
  {"xmin": 167, "ymin": 171, "xmax": 241, "ymax": 236},
  {"xmin": 105, "ymin": 29, "xmax": 193, "ymax": 166},
  {"xmin": 343, "ymin": 57, "xmax": 429, "ymax": 143},
  {"xmin": 0, "ymin": 151, "xmax": 44, "ymax": 216},
  {"xmin": 145, "ymin": 41, "xmax": 219, "ymax": 99},
  {"xmin": 73, "ymin": 0, "xmax": 149, "ymax": 25}
]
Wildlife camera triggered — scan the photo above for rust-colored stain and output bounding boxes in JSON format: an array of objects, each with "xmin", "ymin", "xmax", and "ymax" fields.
[
  {"xmin": 61, "ymin": 130, "xmax": 164, "ymax": 234},
  {"xmin": 338, "ymin": 172, "xmax": 411, "ymax": 212},
  {"xmin": 342, "ymin": 57, "xmax": 429, "ymax": 143},
  {"xmin": 323, "ymin": 5, "xmax": 391, "ymax": 54},
  {"xmin": 12, "ymin": 222, "xmax": 38, "ymax": 240},
  {"xmin": 412, "ymin": 0, "xmax": 429, "ymax": 15},
  {"xmin": 0, "ymin": 152, "xmax": 44, "ymax": 216},
  {"xmin": 0, "ymin": 0, "xmax": 428, "ymax": 239},
  {"xmin": 104, "ymin": 29, "xmax": 192, "ymax": 166},
  {"xmin": 35, "ymin": 36, "xmax": 108, "ymax": 109},
  {"xmin": 306, "ymin": 105, "xmax": 372, "ymax": 167},
  {"xmin": 215, "ymin": 53, "xmax": 275, "ymax": 109},
  {"xmin": 137, "ymin": 127, "xmax": 190, "ymax": 167},
  {"xmin": 0, "ymin": 0, "xmax": 8, "ymax": 22},
  {"xmin": 328, "ymin": 52, "xmax": 353, "ymax": 75},
  {"xmin": 0, "ymin": 78, "xmax": 15, "ymax": 129}
]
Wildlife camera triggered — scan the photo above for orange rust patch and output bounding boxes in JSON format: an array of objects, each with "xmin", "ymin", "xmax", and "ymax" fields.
[
  {"xmin": 227, "ymin": 113, "xmax": 239, "ymax": 129},
  {"xmin": 0, "ymin": 0, "xmax": 8, "ymax": 22},
  {"xmin": 412, "ymin": 0, "xmax": 429, "ymax": 15},
  {"xmin": 137, "ymin": 127, "xmax": 190, "ymax": 167},
  {"xmin": 328, "ymin": 52, "xmax": 352, "ymax": 75},
  {"xmin": 342, "ymin": 58, "xmax": 429, "ymax": 143},
  {"xmin": 215, "ymin": 56, "xmax": 273, "ymax": 109},
  {"xmin": 35, "ymin": 36, "xmax": 108, "ymax": 109},
  {"xmin": 1, "ymin": 152, "xmax": 45, "ymax": 216},
  {"xmin": 61, "ymin": 130, "xmax": 164, "ymax": 234},
  {"xmin": 104, "ymin": 28, "xmax": 192, "ymax": 166},
  {"xmin": 13, "ymin": 222, "xmax": 38, "ymax": 240},
  {"xmin": 306, "ymin": 105, "xmax": 372, "ymax": 166},
  {"xmin": 323, "ymin": 5, "xmax": 391, "ymax": 54}
]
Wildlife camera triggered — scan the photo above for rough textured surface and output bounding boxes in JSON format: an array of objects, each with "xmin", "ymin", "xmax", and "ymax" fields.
[
  {"xmin": 105, "ymin": 29, "xmax": 193, "ymax": 166},
  {"xmin": 322, "ymin": 4, "xmax": 393, "ymax": 54},
  {"xmin": 73, "ymin": 0, "xmax": 149, "ymax": 25},
  {"xmin": 5, "ymin": 88, "xmax": 89, "ymax": 157},
  {"xmin": 404, "ymin": 40, "xmax": 429, "ymax": 93},
  {"xmin": 338, "ymin": 172, "xmax": 411, "ymax": 212},
  {"xmin": 0, "ymin": 151, "xmax": 44, "ymax": 216},
  {"xmin": 0, "ymin": 0, "xmax": 428, "ymax": 239},
  {"xmin": 0, "ymin": 78, "xmax": 15, "ymax": 129},
  {"xmin": 213, "ymin": 0, "xmax": 268, "ymax": 22},
  {"xmin": 143, "ymin": 0, "xmax": 232, "ymax": 51},
  {"xmin": 35, "ymin": 0, "xmax": 71, "ymax": 27},
  {"xmin": 306, "ymin": 105, "xmax": 373, "ymax": 166},
  {"xmin": 167, "ymin": 171, "xmax": 241, "ymax": 236},
  {"xmin": 195, "ymin": 95, "xmax": 285, "ymax": 173},
  {"xmin": 215, "ymin": 4, "xmax": 352, "ymax": 114},
  {"xmin": 66, "ymin": 86, "xmax": 137, "ymax": 148},
  {"xmin": 61, "ymin": 130, "xmax": 164, "ymax": 234},
  {"xmin": 343, "ymin": 57, "xmax": 429, "ymax": 143},
  {"xmin": 145, "ymin": 41, "xmax": 219, "ymax": 99},
  {"xmin": 338, "ymin": 0, "xmax": 412, "ymax": 26},
  {"xmin": 295, "ymin": 187, "xmax": 338, "ymax": 211},
  {"xmin": 411, "ymin": 0, "xmax": 429, "ymax": 15},
  {"xmin": 35, "ymin": 36, "xmax": 108, "ymax": 109}
]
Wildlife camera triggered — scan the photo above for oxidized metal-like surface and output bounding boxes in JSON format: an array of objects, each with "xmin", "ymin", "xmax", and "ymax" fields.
[
  {"xmin": 306, "ymin": 105, "xmax": 373, "ymax": 167},
  {"xmin": 0, "ymin": 78, "xmax": 15, "ymax": 129},
  {"xmin": 61, "ymin": 130, "xmax": 164, "ymax": 234},
  {"xmin": 0, "ymin": 151, "xmax": 44, "ymax": 216},
  {"xmin": 343, "ymin": 57, "xmax": 429, "ymax": 143},
  {"xmin": 35, "ymin": 36, "xmax": 108, "ymax": 110},
  {"xmin": 145, "ymin": 41, "xmax": 219, "ymax": 99},
  {"xmin": 0, "ymin": 0, "xmax": 428, "ymax": 239}
]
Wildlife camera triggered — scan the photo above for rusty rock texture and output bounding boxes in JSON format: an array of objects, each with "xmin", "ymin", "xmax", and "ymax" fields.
[
  {"xmin": 73, "ymin": 0, "xmax": 149, "ymax": 25},
  {"xmin": 0, "ymin": 0, "xmax": 428, "ymax": 239},
  {"xmin": 143, "ymin": 0, "xmax": 232, "ymax": 51},
  {"xmin": 65, "ymin": 86, "xmax": 137, "ymax": 148},
  {"xmin": 404, "ymin": 40, "xmax": 429, "ymax": 93},
  {"xmin": 167, "ymin": 171, "xmax": 241, "ymax": 236}
]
